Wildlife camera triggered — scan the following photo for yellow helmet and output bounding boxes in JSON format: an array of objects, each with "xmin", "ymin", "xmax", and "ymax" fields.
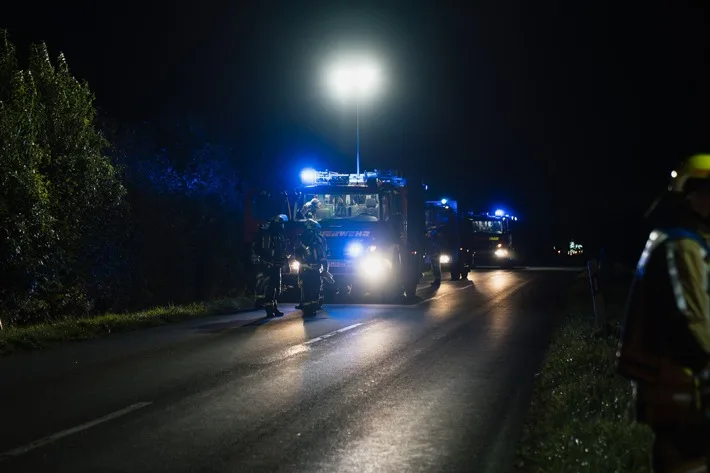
[{"xmin": 670, "ymin": 154, "xmax": 710, "ymax": 192}]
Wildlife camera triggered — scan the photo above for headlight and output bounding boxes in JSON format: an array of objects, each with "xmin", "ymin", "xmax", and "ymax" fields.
[
  {"xmin": 346, "ymin": 241, "xmax": 365, "ymax": 257},
  {"xmin": 494, "ymin": 248, "xmax": 509, "ymax": 258},
  {"xmin": 290, "ymin": 260, "xmax": 300, "ymax": 272},
  {"xmin": 439, "ymin": 254, "xmax": 451, "ymax": 264},
  {"xmin": 359, "ymin": 256, "xmax": 392, "ymax": 279}
]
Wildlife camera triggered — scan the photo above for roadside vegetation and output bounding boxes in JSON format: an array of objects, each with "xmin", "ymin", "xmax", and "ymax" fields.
[
  {"xmin": 516, "ymin": 263, "xmax": 654, "ymax": 473},
  {"xmin": 0, "ymin": 296, "xmax": 254, "ymax": 356},
  {"xmin": 0, "ymin": 31, "xmax": 254, "ymax": 340}
]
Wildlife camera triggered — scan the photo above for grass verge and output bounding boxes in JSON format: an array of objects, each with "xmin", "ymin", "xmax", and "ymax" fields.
[
  {"xmin": 0, "ymin": 296, "xmax": 254, "ymax": 356},
  {"xmin": 516, "ymin": 268, "xmax": 654, "ymax": 473}
]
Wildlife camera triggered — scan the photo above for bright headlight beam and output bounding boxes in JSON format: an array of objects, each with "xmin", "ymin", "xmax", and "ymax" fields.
[
  {"xmin": 359, "ymin": 256, "xmax": 391, "ymax": 279},
  {"xmin": 346, "ymin": 242, "xmax": 365, "ymax": 257}
]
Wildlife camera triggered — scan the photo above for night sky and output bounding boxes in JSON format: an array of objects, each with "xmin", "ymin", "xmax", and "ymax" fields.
[{"xmin": 3, "ymin": 1, "xmax": 709, "ymax": 260}]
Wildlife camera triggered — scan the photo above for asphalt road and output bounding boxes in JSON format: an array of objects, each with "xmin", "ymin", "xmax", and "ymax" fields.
[{"xmin": 0, "ymin": 268, "xmax": 582, "ymax": 473}]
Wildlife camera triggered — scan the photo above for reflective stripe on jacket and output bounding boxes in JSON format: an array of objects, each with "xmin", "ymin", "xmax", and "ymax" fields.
[{"xmin": 618, "ymin": 227, "xmax": 710, "ymax": 424}]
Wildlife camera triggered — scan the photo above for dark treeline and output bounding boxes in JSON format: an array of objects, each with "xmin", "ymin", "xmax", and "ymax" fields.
[{"xmin": 0, "ymin": 32, "xmax": 253, "ymax": 325}]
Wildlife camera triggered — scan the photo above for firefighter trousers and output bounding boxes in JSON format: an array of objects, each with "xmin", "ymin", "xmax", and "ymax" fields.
[
  {"xmin": 299, "ymin": 268, "xmax": 322, "ymax": 314},
  {"xmin": 262, "ymin": 265, "xmax": 282, "ymax": 316}
]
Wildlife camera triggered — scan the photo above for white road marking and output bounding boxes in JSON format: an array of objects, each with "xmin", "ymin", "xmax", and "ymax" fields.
[
  {"xmin": 416, "ymin": 284, "xmax": 472, "ymax": 305},
  {"xmin": 0, "ymin": 402, "xmax": 152, "ymax": 461},
  {"xmin": 304, "ymin": 323, "xmax": 364, "ymax": 345}
]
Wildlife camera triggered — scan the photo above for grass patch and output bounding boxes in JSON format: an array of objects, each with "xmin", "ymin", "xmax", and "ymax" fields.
[
  {"xmin": 0, "ymin": 296, "xmax": 254, "ymax": 356},
  {"xmin": 516, "ymin": 268, "xmax": 654, "ymax": 473}
]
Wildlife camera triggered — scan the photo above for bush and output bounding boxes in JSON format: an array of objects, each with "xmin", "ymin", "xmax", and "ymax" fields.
[
  {"xmin": 0, "ymin": 31, "xmax": 125, "ymax": 324},
  {"xmin": 111, "ymin": 119, "xmax": 249, "ymax": 310},
  {"xmin": 0, "ymin": 32, "xmax": 252, "ymax": 328}
]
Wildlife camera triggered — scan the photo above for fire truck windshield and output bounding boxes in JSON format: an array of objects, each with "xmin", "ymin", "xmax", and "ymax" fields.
[
  {"xmin": 468, "ymin": 220, "xmax": 504, "ymax": 234},
  {"xmin": 425, "ymin": 209, "xmax": 452, "ymax": 226},
  {"xmin": 298, "ymin": 193, "xmax": 381, "ymax": 221}
]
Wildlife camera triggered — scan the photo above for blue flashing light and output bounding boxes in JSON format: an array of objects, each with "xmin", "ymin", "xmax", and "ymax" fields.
[
  {"xmin": 494, "ymin": 209, "xmax": 505, "ymax": 217},
  {"xmin": 441, "ymin": 198, "xmax": 448, "ymax": 205},
  {"xmin": 345, "ymin": 241, "xmax": 365, "ymax": 258},
  {"xmin": 300, "ymin": 168, "xmax": 317, "ymax": 184}
]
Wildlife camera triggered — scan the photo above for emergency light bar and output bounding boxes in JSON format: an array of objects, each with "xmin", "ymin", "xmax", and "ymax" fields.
[
  {"xmin": 425, "ymin": 200, "xmax": 458, "ymax": 213},
  {"xmin": 466, "ymin": 211, "xmax": 519, "ymax": 221},
  {"xmin": 299, "ymin": 168, "xmax": 406, "ymax": 188}
]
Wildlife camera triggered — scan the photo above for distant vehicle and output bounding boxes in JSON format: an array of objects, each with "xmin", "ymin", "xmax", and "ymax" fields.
[
  {"xmin": 461, "ymin": 210, "xmax": 519, "ymax": 268},
  {"xmin": 425, "ymin": 199, "xmax": 471, "ymax": 280},
  {"xmin": 288, "ymin": 168, "xmax": 426, "ymax": 300}
]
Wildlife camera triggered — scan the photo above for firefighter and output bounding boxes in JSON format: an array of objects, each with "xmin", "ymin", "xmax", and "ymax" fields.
[
  {"xmin": 617, "ymin": 154, "xmax": 710, "ymax": 473},
  {"xmin": 295, "ymin": 219, "xmax": 326, "ymax": 315},
  {"xmin": 252, "ymin": 215, "xmax": 289, "ymax": 317},
  {"xmin": 300, "ymin": 197, "xmax": 320, "ymax": 220},
  {"xmin": 316, "ymin": 228, "xmax": 333, "ymax": 306},
  {"xmin": 427, "ymin": 227, "xmax": 442, "ymax": 286},
  {"xmin": 250, "ymin": 223, "xmax": 269, "ymax": 309}
]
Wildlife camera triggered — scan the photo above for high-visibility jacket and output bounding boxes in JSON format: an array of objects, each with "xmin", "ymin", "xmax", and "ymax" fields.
[{"xmin": 617, "ymin": 226, "xmax": 710, "ymax": 425}]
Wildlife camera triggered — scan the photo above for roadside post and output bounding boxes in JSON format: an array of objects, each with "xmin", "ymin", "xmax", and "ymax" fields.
[{"xmin": 587, "ymin": 257, "xmax": 607, "ymax": 333}]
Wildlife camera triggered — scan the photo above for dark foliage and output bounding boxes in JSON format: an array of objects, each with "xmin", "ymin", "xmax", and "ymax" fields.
[
  {"xmin": 0, "ymin": 31, "xmax": 125, "ymax": 324},
  {"xmin": 108, "ymin": 117, "xmax": 249, "ymax": 311},
  {"xmin": 0, "ymin": 32, "xmax": 251, "ymax": 325}
]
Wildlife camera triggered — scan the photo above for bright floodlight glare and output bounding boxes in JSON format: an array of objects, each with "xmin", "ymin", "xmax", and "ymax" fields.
[
  {"xmin": 494, "ymin": 209, "xmax": 505, "ymax": 217},
  {"xmin": 671, "ymin": 170, "xmax": 678, "ymax": 178},
  {"xmin": 300, "ymin": 168, "xmax": 317, "ymax": 184},
  {"xmin": 328, "ymin": 61, "xmax": 380, "ymax": 100},
  {"xmin": 441, "ymin": 198, "xmax": 448, "ymax": 205}
]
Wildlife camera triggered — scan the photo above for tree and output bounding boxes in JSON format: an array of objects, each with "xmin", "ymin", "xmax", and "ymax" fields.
[{"xmin": 0, "ymin": 31, "xmax": 126, "ymax": 324}]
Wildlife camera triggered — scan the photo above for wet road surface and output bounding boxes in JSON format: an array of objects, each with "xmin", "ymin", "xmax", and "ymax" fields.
[{"xmin": 0, "ymin": 268, "xmax": 581, "ymax": 473}]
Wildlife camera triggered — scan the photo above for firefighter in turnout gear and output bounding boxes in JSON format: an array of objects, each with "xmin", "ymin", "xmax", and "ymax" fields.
[
  {"xmin": 316, "ymin": 229, "xmax": 333, "ymax": 305},
  {"xmin": 252, "ymin": 215, "xmax": 289, "ymax": 317},
  {"xmin": 295, "ymin": 219, "xmax": 326, "ymax": 316},
  {"xmin": 617, "ymin": 154, "xmax": 710, "ymax": 473},
  {"xmin": 300, "ymin": 197, "xmax": 320, "ymax": 220},
  {"xmin": 251, "ymin": 223, "xmax": 269, "ymax": 309}
]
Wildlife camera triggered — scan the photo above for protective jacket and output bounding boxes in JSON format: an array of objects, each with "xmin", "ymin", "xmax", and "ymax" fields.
[
  {"xmin": 253, "ymin": 226, "xmax": 288, "ymax": 266},
  {"xmin": 618, "ymin": 222, "xmax": 710, "ymax": 425}
]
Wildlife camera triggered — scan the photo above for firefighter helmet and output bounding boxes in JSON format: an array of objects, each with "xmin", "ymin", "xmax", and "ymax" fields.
[
  {"xmin": 670, "ymin": 154, "xmax": 710, "ymax": 193},
  {"xmin": 268, "ymin": 214, "xmax": 287, "ymax": 234},
  {"xmin": 305, "ymin": 219, "xmax": 321, "ymax": 232}
]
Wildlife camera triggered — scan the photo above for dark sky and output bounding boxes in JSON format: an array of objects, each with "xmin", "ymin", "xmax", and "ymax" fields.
[{"xmin": 3, "ymin": 1, "xmax": 710, "ymax": 257}]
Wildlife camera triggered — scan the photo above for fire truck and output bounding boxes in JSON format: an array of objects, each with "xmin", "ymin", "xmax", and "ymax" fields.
[
  {"xmin": 288, "ymin": 168, "xmax": 426, "ymax": 300},
  {"xmin": 461, "ymin": 210, "xmax": 518, "ymax": 268},
  {"xmin": 424, "ymin": 199, "xmax": 472, "ymax": 280}
]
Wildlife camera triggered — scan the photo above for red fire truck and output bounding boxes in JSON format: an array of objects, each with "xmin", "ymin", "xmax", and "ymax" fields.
[{"xmin": 289, "ymin": 168, "xmax": 426, "ymax": 300}]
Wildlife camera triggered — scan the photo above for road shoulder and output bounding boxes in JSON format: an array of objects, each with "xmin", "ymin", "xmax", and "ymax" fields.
[{"xmin": 515, "ymin": 270, "xmax": 653, "ymax": 472}]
